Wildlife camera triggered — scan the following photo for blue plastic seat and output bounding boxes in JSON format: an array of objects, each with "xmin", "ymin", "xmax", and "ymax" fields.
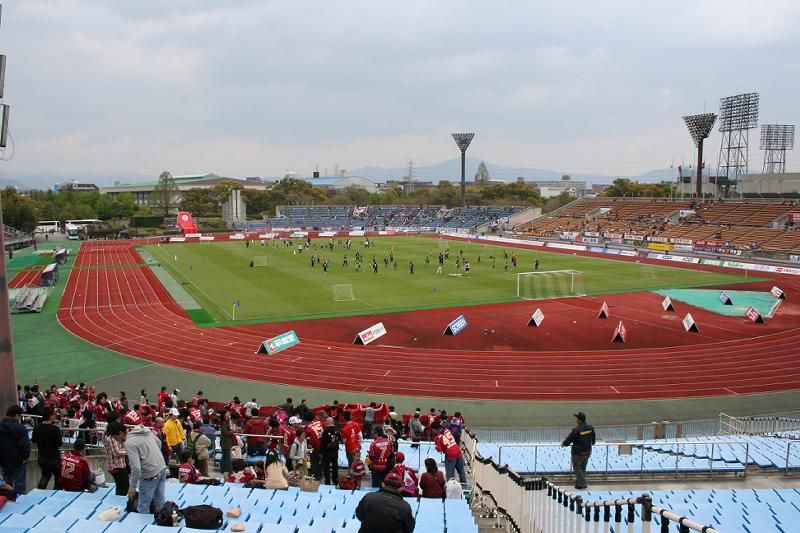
[
  {"xmin": 0, "ymin": 513, "xmax": 44, "ymax": 530},
  {"xmin": 67, "ymin": 518, "xmax": 112, "ymax": 532}
]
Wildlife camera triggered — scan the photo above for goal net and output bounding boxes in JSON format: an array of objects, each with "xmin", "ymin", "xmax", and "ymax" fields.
[
  {"xmin": 253, "ymin": 256, "xmax": 268, "ymax": 267},
  {"xmin": 516, "ymin": 270, "xmax": 584, "ymax": 300},
  {"xmin": 332, "ymin": 284, "xmax": 355, "ymax": 302}
]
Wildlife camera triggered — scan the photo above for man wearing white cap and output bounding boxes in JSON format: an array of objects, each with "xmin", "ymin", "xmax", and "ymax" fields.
[{"xmin": 164, "ymin": 408, "xmax": 185, "ymax": 463}]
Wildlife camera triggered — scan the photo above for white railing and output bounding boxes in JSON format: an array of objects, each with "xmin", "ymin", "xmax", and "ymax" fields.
[
  {"xmin": 720, "ymin": 412, "xmax": 800, "ymax": 435},
  {"xmin": 471, "ymin": 449, "xmax": 722, "ymax": 533}
]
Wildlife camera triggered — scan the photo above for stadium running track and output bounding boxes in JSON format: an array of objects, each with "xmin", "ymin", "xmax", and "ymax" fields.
[{"xmin": 56, "ymin": 240, "xmax": 800, "ymax": 401}]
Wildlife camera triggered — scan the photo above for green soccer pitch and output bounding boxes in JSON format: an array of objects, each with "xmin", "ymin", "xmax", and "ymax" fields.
[{"xmin": 142, "ymin": 236, "xmax": 755, "ymax": 325}]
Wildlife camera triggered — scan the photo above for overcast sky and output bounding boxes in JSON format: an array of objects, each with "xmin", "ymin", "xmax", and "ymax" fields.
[{"xmin": 2, "ymin": 0, "xmax": 799, "ymax": 179}]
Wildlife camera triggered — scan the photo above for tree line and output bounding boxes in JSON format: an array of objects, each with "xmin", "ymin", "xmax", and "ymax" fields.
[{"xmin": 2, "ymin": 173, "xmax": 579, "ymax": 234}]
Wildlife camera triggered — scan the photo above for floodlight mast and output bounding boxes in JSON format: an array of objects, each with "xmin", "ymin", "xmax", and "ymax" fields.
[
  {"xmin": 451, "ymin": 132, "xmax": 475, "ymax": 208},
  {"xmin": 760, "ymin": 124, "xmax": 795, "ymax": 174},
  {"xmin": 682, "ymin": 113, "xmax": 717, "ymax": 198},
  {"xmin": 717, "ymin": 93, "xmax": 759, "ymax": 191}
]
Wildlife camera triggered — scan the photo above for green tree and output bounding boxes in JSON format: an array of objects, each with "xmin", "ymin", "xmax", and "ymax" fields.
[
  {"xmin": 117, "ymin": 192, "xmax": 137, "ymax": 218},
  {"xmin": 94, "ymin": 194, "xmax": 117, "ymax": 220},
  {"xmin": 180, "ymin": 188, "xmax": 218, "ymax": 216},
  {"xmin": 1, "ymin": 187, "xmax": 39, "ymax": 232},
  {"xmin": 150, "ymin": 171, "xmax": 181, "ymax": 217},
  {"xmin": 543, "ymin": 192, "xmax": 576, "ymax": 213}
]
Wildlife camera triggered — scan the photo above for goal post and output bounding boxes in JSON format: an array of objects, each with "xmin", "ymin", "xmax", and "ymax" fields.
[
  {"xmin": 332, "ymin": 284, "xmax": 355, "ymax": 302},
  {"xmin": 253, "ymin": 256, "xmax": 268, "ymax": 267},
  {"xmin": 516, "ymin": 270, "xmax": 583, "ymax": 300}
]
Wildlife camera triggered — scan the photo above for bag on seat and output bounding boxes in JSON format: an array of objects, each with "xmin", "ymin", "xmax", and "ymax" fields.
[
  {"xmin": 155, "ymin": 501, "xmax": 183, "ymax": 526},
  {"xmin": 181, "ymin": 504, "xmax": 224, "ymax": 530}
]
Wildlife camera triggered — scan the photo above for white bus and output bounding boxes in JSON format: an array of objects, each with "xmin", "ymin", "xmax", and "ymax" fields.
[
  {"xmin": 65, "ymin": 219, "xmax": 102, "ymax": 229},
  {"xmin": 35, "ymin": 220, "xmax": 61, "ymax": 234}
]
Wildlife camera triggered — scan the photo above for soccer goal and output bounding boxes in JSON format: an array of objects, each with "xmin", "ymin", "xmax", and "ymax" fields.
[
  {"xmin": 332, "ymin": 284, "xmax": 355, "ymax": 302},
  {"xmin": 516, "ymin": 270, "xmax": 584, "ymax": 300},
  {"xmin": 253, "ymin": 256, "xmax": 268, "ymax": 267}
]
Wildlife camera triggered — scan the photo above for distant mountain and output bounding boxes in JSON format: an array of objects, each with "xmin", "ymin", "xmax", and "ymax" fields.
[{"xmin": 351, "ymin": 158, "xmax": 668, "ymax": 185}]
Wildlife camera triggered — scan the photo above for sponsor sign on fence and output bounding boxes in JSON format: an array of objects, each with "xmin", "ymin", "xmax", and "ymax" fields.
[
  {"xmin": 646, "ymin": 253, "xmax": 701, "ymax": 264},
  {"xmin": 229, "ymin": 233, "xmax": 246, "ymax": 240},
  {"xmin": 527, "ymin": 308, "xmax": 544, "ymax": 327},
  {"xmin": 349, "ymin": 230, "xmax": 366, "ymax": 237},
  {"xmin": 169, "ymin": 237, "xmax": 186, "ymax": 242},
  {"xmin": 291, "ymin": 232, "xmax": 308, "ymax": 238},
  {"xmin": 353, "ymin": 322, "xmax": 387, "ymax": 345},
  {"xmin": 647, "ymin": 243, "xmax": 674, "ymax": 252},
  {"xmin": 199, "ymin": 236, "xmax": 215, "ymax": 241},
  {"xmin": 257, "ymin": 330, "xmax": 300, "ymax": 355},
  {"xmin": 444, "ymin": 315, "xmax": 468, "ymax": 336},
  {"xmin": 546, "ymin": 242, "xmax": 587, "ymax": 252},
  {"xmin": 258, "ymin": 233, "xmax": 276, "ymax": 239},
  {"xmin": 319, "ymin": 231, "xmax": 337, "ymax": 237},
  {"xmin": 790, "ymin": 255, "xmax": 800, "ymax": 263},
  {"xmin": 184, "ymin": 233, "xmax": 202, "ymax": 238}
]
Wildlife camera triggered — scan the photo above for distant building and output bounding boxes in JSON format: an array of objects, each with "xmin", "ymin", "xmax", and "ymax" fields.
[
  {"xmin": 299, "ymin": 175, "xmax": 380, "ymax": 194},
  {"xmin": 54, "ymin": 180, "xmax": 99, "ymax": 193},
  {"xmin": 737, "ymin": 172, "xmax": 800, "ymax": 196},
  {"xmin": 592, "ymin": 184, "xmax": 611, "ymax": 194},
  {"xmin": 101, "ymin": 173, "xmax": 270, "ymax": 207},
  {"xmin": 526, "ymin": 175, "xmax": 587, "ymax": 198}
]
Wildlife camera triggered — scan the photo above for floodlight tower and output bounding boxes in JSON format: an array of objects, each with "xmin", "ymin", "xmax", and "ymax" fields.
[
  {"xmin": 682, "ymin": 113, "xmax": 717, "ymax": 197},
  {"xmin": 717, "ymin": 92, "xmax": 759, "ymax": 189},
  {"xmin": 760, "ymin": 124, "xmax": 795, "ymax": 174},
  {"xmin": 451, "ymin": 132, "xmax": 475, "ymax": 208}
]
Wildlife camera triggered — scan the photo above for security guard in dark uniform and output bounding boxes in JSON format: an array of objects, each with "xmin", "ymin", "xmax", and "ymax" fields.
[{"xmin": 562, "ymin": 412, "xmax": 595, "ymax": 489}]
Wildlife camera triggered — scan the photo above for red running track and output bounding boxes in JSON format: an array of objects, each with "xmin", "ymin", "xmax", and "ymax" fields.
[
  {"xmin": 56, "ymin": 241, "xmax": 800, "ymax": 401},
  {"xmin": 9, "ymin": 267, "xmax": 42, "ymax": 288}
]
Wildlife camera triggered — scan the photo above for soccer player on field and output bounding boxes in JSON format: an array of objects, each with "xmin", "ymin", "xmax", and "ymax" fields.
[
  {"xmin": 343, "ymin": 254, "xmax": 349, "ymax": 267},
  {"xmin": 409, "ymin": 261, "xmax": 414, "ymax": 274},
  {"xmin": 535, "ymin": 259, "xmax": 540, "ymax": 270}
]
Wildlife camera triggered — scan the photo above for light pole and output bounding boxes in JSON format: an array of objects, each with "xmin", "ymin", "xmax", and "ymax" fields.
[
  {"xmin": 682, "ymin": 114, "xmax": 717, "ymax": 198},
  {"xmin": 451, "ymin": 132, "xmax": 475, "ymax": 208}
]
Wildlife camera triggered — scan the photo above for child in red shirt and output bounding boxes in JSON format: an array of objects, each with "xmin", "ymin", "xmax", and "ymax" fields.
[
  {"xmin": 178, "ymin": 451, "xmax": 200, "ymax": 484},
  {"xmin": 349, "ymin": 451, "xmax": 367, "ymax": 489}
]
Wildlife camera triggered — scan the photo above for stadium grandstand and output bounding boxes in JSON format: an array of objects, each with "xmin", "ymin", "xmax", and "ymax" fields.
[
  {"xmin": 232, "ymin": 205, "xmax": 529, "ymax": 233},
  {"xmin": 520, "ymin": 197, "xmax": 800, "ymax": 256},
  {"xmin": 3, "ymin": 382, "xmax": 800, "ymax": 532},
  {"xmin": 2, "ymin": 223, "xmax": 35, "ymax": 251}
]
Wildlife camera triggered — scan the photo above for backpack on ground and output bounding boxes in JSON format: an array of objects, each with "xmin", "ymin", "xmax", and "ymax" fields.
[
  {"xmin": 155, "ymin": 501, "xmax": 183, "ymax": 526},
  {"xmin": 181, "ymin": 504, "xmax": 224, "ymax": 529}
]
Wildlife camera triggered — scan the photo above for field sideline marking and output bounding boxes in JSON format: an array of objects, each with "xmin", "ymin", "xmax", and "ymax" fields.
[{"xmin": 145, "ymin": 245, "xmax": 233, "ymax": 320}]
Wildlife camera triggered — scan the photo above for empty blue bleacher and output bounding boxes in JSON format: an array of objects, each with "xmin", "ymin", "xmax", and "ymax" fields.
[{"xmin": 0, "ymin": 481, "xmax": 475, "ymax": 533}]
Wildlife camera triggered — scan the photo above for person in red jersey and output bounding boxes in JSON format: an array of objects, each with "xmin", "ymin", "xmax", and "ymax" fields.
[
  {"xmin": 391, "ymin": 452, "xmax": 419, "ymax": 497},
  {"xmin": 243, "ymin": 408, "xmax": 268, "ymax": 456},
  {"xmin": 436, "ymin": 427, "xmax": 466, "ymax": 483},
  {"xmin": 189, "ymin": 405, "xmax": 203, "ymax": 426},
  {"xmin": 305, "ymin": 411, "xmax": 325, "ymax": 480},
  {"xmin": 93, "ymin": 393, "xmax": 110, "ymax": 423},
  {"xmin": 178, "ymin": 450, "xmax": 200, "ymax": 484},
  {"xmin": 156, "ymin": 386, "xmax": 170, "ymax": 409},
  {"xmin": 367, "ymin": 426, "xmax": 393, "ymax": 488},
  {"xmin": 280, "ymin": 419, "xmax": 296, "ymax": 465},
  {"xmin": 123, "ymin": 406, "xmax": 142, "ymax": 426},
  {"xmin": 341, "ymin": 411, "xmax": 362, "ymax": 466},
  {"xmin": 191, "ymin": 391, "xmax": 203, "ymax": 408},
  {"xmin": 60, "ymin": 439, "xmax": 94, "ymax": 492}
]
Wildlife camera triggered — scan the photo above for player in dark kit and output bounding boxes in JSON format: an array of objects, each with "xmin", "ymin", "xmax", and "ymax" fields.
[{"xmin": 409, "ymin": 261, "xmax": 414, "ymax": 274}]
